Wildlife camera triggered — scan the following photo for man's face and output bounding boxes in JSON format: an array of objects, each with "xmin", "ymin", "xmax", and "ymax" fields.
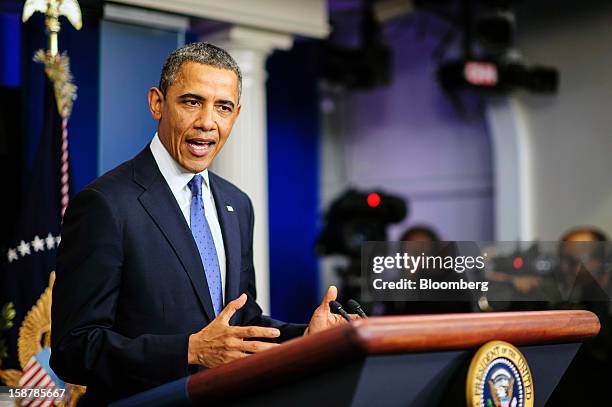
[{"xmin": 148, "ymin": 62, "xmax": 241, "ymax": 173}]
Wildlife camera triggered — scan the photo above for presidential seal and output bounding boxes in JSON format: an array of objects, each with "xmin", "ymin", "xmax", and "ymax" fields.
[{"xmin": 467, "ymin": 340, "xmax": 534, "ymax": 407}]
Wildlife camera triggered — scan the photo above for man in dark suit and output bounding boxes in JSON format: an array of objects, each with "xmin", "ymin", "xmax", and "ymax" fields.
[{"xmin": 50, "ymin": 42, "xmax": 349, "ymax": 405}]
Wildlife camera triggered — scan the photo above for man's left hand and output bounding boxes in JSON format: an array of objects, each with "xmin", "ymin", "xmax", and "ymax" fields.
[{"xmin": 304, "ymin": 286, "xmax": 359, "ymax": 336}]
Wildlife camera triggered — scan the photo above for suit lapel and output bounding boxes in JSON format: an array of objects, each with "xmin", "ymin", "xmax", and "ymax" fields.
[
  {"xmin": 209, "ymin": 173, "xmax": 241, "ymax": 324},
  {"xmin": 133, "ymin": 148, "xmax": 216, "ymax": 322}
]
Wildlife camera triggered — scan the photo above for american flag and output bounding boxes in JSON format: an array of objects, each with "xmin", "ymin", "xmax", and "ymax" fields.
[
  {"xmin": 0, "ymin": 72, "xmax": 71, "ymax": 372},
  {"xmin": 18, "ymin": 348, "xmax": 64, "ymax": 406}
]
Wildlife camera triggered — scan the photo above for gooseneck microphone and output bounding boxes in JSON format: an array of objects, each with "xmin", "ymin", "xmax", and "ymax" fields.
[
  {"xmin": 347, "ymin": 299, "xmax": 368, "ymax": 318},
  {"xmin": 330, "ymin": 301, "xmax": 351, "ymax": 321}
]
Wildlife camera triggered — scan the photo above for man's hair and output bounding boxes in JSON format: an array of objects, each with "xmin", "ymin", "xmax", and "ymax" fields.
[
  {"xmin": 158, "ymin": 42, "xmax": 242, "ymax": 98},
  {"xmin": 561, "ymin": 226, "xmax": 609, "ymax": 242},
  {"xmin": 400, "ymin": 225, "xmax": 440, "ymax": 242}
]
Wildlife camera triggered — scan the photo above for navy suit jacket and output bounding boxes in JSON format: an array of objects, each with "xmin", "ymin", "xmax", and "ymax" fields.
[{"xmin": 50, "ymin": 147, "xmax": 305, "ymax": 404}]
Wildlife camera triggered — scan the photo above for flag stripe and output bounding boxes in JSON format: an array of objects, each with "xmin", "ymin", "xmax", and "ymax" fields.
[
  {"xmin": 20, "ymin": 364, "xmax": 42, "ymax": 385},
  {"xmin": 20, "ymin": 378, "xmax": 55, "ymax": 406},
  {"xmin": 28, "ymin": 398, "xmax": 43, "ymax": 407},
  {"xmin": 29, "ymin": 369, "xmax": 50, "ymax": 388},
  {"xmin": 24, "ymin": 357, "xmax": 37, "ymax": 370},
  {"xmin": 25, "ymin": 368, "xmax": 47, "ymax": 388},
  {"xmin": 37, "ymin": 375, "xmax": 52, "ymax": 389}
]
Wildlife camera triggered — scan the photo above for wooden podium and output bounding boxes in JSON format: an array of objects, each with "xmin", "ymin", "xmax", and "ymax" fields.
[{"xmin": 112, "ymin": 310, "xmax": 599, "ymax": 407}]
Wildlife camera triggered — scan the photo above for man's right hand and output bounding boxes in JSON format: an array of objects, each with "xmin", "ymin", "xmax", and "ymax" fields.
[{"xmin": 187, "ymin": 293, "xmax": 280, "ymax": 368}]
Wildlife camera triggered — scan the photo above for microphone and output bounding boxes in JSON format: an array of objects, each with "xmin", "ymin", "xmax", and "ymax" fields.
[
  {"xmin": 329, "ymin": 301, "xmax": 351, "ymax": 321},
  {"xmin": 347, "ymin": 299, "xmax": 368, "ymax": 318}
]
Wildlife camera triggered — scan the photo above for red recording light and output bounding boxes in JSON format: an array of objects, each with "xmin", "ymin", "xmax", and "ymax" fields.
[
  {"xmin": 513, "ymin": 256, "xmax": 524, "ymax": 270},
  {"xmin": 367, "ymin": 193, "xmax": 381, "ymax": 208},
  {"xmin": 464, "ymin": 61, "xmax": 498, "ymax": 87}
]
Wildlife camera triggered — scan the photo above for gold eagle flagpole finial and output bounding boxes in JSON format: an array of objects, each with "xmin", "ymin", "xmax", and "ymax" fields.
[{"xmin": 22, "ymin": 0, "xmax": 82, "ymax": 57}]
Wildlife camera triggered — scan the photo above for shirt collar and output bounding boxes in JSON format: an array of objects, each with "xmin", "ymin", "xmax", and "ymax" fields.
[{"xmin": 150, "ymin": 132, "xmax": 210, "ymax": 196}]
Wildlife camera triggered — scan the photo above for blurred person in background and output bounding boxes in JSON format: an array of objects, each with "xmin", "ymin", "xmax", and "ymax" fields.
[
  {"xmin": 557, "ymin": 227, "xmax": 610, "ymax": 299},
  {"xmin": 387, "ymin": 225, "xmax": 473, "ymax": 315},
  {"xmin": 548, "ymin": 226, "xmax": 612, "ymax": 405},
  {"xmin": 399, "ymin": 225, "xmax": 440, "ymax": 243}
]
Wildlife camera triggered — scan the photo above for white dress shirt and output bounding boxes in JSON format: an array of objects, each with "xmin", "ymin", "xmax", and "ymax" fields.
[{"xmin": 150, "ymin": 133, "xmax": 227, "ymax": 303}]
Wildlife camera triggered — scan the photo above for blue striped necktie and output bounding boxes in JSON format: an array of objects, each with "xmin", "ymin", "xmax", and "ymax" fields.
[{"xmin": 188, "ymin": 174, "xmax": 223, "ymax": 316}]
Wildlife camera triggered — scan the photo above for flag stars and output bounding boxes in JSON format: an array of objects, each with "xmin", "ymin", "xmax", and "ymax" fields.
[
  {"xmin": 45, "ymin": 233, "xmax": 56, "ymax": 250},
  {"xmin": 6, "ymin": 233, "xmax": 61, "ymax": 264},
  {"xmin": 17, "ymin": 240, "xmax": 31, "ymax": 257},
  {"xmin": 7, "ymin": 248, "xmax": 18, "ymax": 263},
  {"xmin": 31, "ymin": 235, "xmax": 45, "ymax": 252}
]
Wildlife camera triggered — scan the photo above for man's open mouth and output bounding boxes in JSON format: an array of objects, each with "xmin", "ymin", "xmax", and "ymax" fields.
[{"xmin": 186, "ymin": 139, "xmax": 216, "ymax": 156}]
